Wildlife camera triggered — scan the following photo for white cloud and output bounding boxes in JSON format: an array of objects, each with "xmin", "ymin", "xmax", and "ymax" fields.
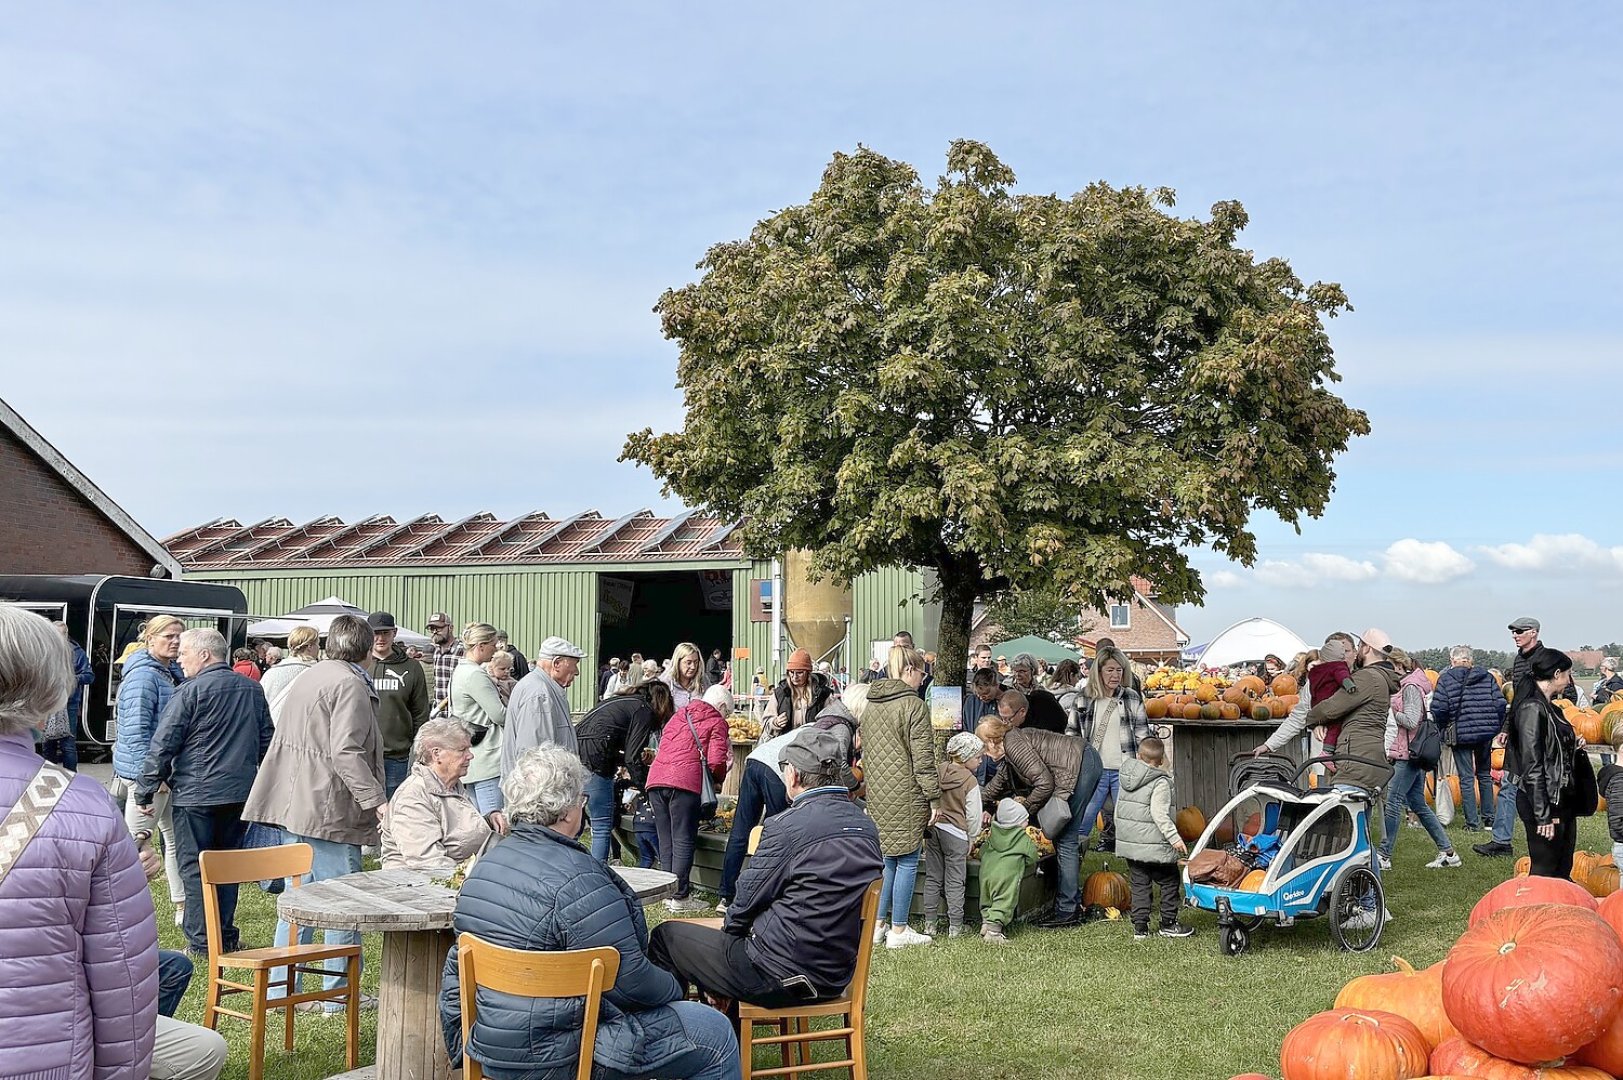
[
  {"xmin": 1475, "ymin": 534, "xmax": 1623, "ymax": 577},
  {"xmin": 1206, "ymin": 570, "xmax": 1245, "ymax": 589},
  {"xmin": 1382, "ymin": 539, "xmax": 1475, "ymax": 584},
  {"xmin": 1253, "ymin": 553, "xmax": 1379, "ymax": 589}
]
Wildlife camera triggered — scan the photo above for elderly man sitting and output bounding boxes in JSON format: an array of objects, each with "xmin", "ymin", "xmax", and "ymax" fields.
[
  {"xmin": 503, "ymin": 636, "xmax": 586, "ymax": 767},
  {"xmin": 648, "ymin": 727, "xmax": 882, "ymax": 1018},
  {"xmin": 439, "ymin": 746, "xmax": 739, "ymax": 1080},
  {"xmin": 381, "ymin": 718, "xmax": 502, "ymax": 875}
]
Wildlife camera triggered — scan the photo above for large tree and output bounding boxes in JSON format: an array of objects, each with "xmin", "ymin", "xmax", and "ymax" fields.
[{"xmin": 624, "ymin": 141, "xmax": 1369, "ymax": 686}]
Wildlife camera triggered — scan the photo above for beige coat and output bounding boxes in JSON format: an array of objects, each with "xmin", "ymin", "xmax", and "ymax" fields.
[
  {"xmin": 380, "ymin": 763, "xmax": 493, "ymax": 875},
  {"xmin": 243, "ymin": 659, "xmax": 385, "ymax": 847}
]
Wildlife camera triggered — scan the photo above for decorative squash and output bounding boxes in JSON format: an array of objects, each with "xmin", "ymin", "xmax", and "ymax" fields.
[
  {"xmin": 1468, "ymin": 876, "xmax": 1597, "ymax": 928},
  {"xmin": 1278, "ymin": 1009, "xmax": 1431, "ymax": 1080},
  {"xmin": 1196, "ymin": 682, "xmax": 1219, "ymax": 703},
  {"xmin": 1252, "ymin": 704, "xmax": 1273, "ymax": 722},
  {"xmin": 1219, "ymin": 702, "xmax": 1242, "ymax": 721},
  {"xmin": 1442, "ymin": 905, "xmax": 1623, "ymax": 1064},
  {"xmin": 1513, "ymin": 856, "xmax": 1530, "ymax": 878},
  {"xmin": 1081, "ymin": 863, "xmax": 1131, "ymax": 910},
  {"xmin": 1183, "ymin": 702, "xmax": 1204, "ymax": 720},
  {"xmin": 1175, "ymin": 806, "xmax": 1207, "ymax": 842},
  {"xmin": 1270, "ymin": 674, "xmax": 1299, "ymax": 697},
  {"xmin": 1145, "ymin": 696, "xmax": 1169, "ymax": 720},
  {"xmin": 1333, "ymin": 957, "xmax": 1460, "ymax": 1052},
  {"xmin": 1236, "ymin": 674, "xmax": 1267, "ymax": 697},
  {"xmin": 1430, "ymin": 1035, "xmax": 1612, "ymax": 1079}
]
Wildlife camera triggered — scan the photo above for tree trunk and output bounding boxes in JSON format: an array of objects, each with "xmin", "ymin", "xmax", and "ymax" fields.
[{"xmin": 934, "ymin": 570, "xmax": 980, "ymax": 689}]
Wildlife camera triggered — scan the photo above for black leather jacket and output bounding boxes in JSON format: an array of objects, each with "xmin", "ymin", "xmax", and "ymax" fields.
[{"xmin": 1505, "ymin": 694, "xmax": 1576, "ymax": 826}]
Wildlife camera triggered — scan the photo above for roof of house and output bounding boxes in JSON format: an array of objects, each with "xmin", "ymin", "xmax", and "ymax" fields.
[
  {"xmin": 164, "ymin": 510, "xmax": 747, "ymax": 570},
  {"xmin": 0, "ymin": 396, "xmax": 183, "ymax": 579}
]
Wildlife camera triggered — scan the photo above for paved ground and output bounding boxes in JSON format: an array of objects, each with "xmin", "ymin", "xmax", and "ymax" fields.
[{"xmin": 79, "ymin": 760, "xmax": 115, "ymax": 791}]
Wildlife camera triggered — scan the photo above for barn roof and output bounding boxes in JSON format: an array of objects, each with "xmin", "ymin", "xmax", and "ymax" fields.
[{"xmin": 164, "ymin": 511, "xmax": 747, "ymax": 570}]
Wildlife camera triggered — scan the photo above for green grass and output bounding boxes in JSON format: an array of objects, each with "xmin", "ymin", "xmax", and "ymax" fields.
[{"xmin": 160, "ymin": 815, "xmax": 1605, "ymax": 1080}]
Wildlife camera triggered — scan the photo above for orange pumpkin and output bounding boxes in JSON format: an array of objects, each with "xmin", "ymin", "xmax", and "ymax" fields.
[
  {"xmin": 1424, "ymin": 774, "xmax": 1462, "ymax": 809},
  {"xmin": 1277, "ymin": 693, "xmax": 1300, "ymax": 711},
  {"xmin": 1513, "ymin": 856, "xmax": 1530, "ymax": 878},
  {"xmin": 1219, "ymin": 702, "xmax": 1242, "ymax": 721},
  {"xmin": 1224, "ymin": 685, "xmax": 1255, "ymax": 707},
  {"xmin": 1490, "ymin": 746, "xmax": 1505, "ymax": 770},
  {"xmin": 1081, "ymin": 863, "xmax": 1131, "ymax": 909},
  {"xmin": 1183, "ymin": 702, "xmax": 1203, "ymax": 720},
  {"xmin": 1570, "ymin": 707, "xmax": 1606, "ymax": 746},
  {"xmin": 1334, "ymin": 957, "xmax": 1460, "ymax": 1052},
  {"xmin": 1468, "ymin": 875, "xmax": 1597, "ymax": 928},
  {"xmin": 1175, "ymin": 806, "xmax": 1206, "ymax": 842},
  {"xmin": 1278, "ymin": 1009, "xmax": 1430, "ymax": 1080},
  {"xmin": 1600, "ymin": 889, "xmax": 1623, "ymax": 941},
  {"xmin": 1431, "ymin": 1035, "xmax": 1612, "ymax": 1078},
  {"xmin": 1237, "ymin": 869, "xmax": 1267, "ymax": 891},
  {"xmin": 1145, "ymin": 696, "xmax": 1168, "ymax": 720},
  {"xmin": 1270, "ymin": 674, "xmax": 1299, "ymax": 697},
  {"xmin": 1195, "ymin": 682, "xmax": 1219, "ymax": 703},
  {"xmin": 1589, "ymin": 862, "xmax": 1620, "ymax": 899},
  {"xmin": 1235, "ymin": 674, "xmax": 1267, "ymax": 697}
]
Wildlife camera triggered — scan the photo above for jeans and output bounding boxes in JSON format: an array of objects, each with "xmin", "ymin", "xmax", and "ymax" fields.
[
  {"xmin": 650, "ymin": 787, "xmax": 701, "ymax": 899},
  {"xmin": 637, "ymin": 826, "xmax": 660, "ymax": 868},
  {"xmin": 1492, "ymin": 778, "xmax": 1520, "ymax": 845},
  {"xmin": 1379, "ymin": 760, "xmax": 1452, "ymax": 858},
  {"xmin": 922, "ymin": 828, "xmax": 970, "ymax": 930},
  {"xmin": 584, "ymin": 772, "xmax": 618, "ymax": 862},
  {"xmin": 170, "ymin": 803, "xmax": 248, "ymax": 953},
  {"xmin": 1452, "ymin": 743, "xmax": 1494, "ymax": 829},
  {"xmin": 878, "ymin": 849, "xmax": 921, "ymax": 928},
  {"xmin": 1053, "ymin": 746, "xmax": 1104, "ymax": 918},
  {"xmin": 601, "ymin": 999, "xmax": 740, "ymax": 1080},
  {"xmin": 40, "ymin": 735, "xmax": 77, "ymax": 770},
  {"xmin": 157, "ymin": 949, "xmax": 194, "ymax": 1017},
  {"xmin": 721, "ymin": 760, "xmax": 789, "ymax": 901},
  {"xmin": 467, "ymin": 776, "xmax": 504, "ymax": 814},
  {"xmin": 269, "ymin": 835, "xmax": 363, "ymax": 997},
  {"xmin": 1079, "ymin": 766, "xmax": 1122, "ymax": 859},
  {"xmin": 383, "ymin": 755, "xmax": 411, "ymax": 800}
]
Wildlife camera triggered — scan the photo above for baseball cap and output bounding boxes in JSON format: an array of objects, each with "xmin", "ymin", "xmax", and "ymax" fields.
[
  {"xmin": 1359, "ymin": 628, "xmax": 1393, "ymax": 653},
  {"xmin": 426, "ymin": 612, "xmax": 451, "ymax": 628},
  {"xmin": 778, "ymin": 727, "xmax": 843, "ymax": 775},
  {"xmin": 536, "ymin": 635, "xmax": 586, "ymax": 660},
  {"xmin": 366, "ymin": 611, "xmax": 397, "ymax": 631},
  {"xmin": 1508, "ymin": 617, "xmax": 1541, "ymax": 633}
]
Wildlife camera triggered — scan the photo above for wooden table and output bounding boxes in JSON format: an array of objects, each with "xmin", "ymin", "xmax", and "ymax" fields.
[
  {"xmin": 281, "ymin": 864, "xmax": 677, "ymax": 1080},
  {"xmin": 1159, "ymin": 717, "xmax": 1308, "ymax": 821}
]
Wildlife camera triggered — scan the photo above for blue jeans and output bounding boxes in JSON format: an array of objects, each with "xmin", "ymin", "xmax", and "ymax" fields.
[
  {"xmin": 157, "ymin": 949, "xmax": 194, "ymax": 1017},
  {"xmin": 1053, "ymin": 746, "xmax": 1104, "ymax": 918},
  {"xmin": 1492, "ymin": 778, "xmax": 1519, "ymax": 845},
  {"xmin": 1080, "ymin": 766, "xmax": 1121, "ymax": 857},
  {"xmin": 602, "ymin": 999, "xmax": 741, "ymax": 1080},
  {"xmin": 1380, "ymin": 760, "xmax": 1452, "ymax": 857},
  {"xmin": 269, "ymin": 835, "xmax": 363, "ymax": 998},
  {"xmin": 878, "ymin": 849, "xmax": 921, "ymax": 928},
  {"xmin": 721, "ymin": 760, "xmax": 789, "ymax": 901},
  {"xmin": 467, "ymin": 777, "xmax": 504, "ymax": 814},
  {"xmin": 585, "ymin": 772, "xmax": 617, "ymax": 862},
  {"xmin": 383, "ymin": 756, "xmax": 411, "ymax": 800},
  {"xmin": 1453, "ymin": 744, "xmax": 1494, "ymax": 829}
]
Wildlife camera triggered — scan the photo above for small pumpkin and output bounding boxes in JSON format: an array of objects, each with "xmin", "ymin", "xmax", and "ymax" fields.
[
  {"xmin": 1235, "ymin": 674, "xmax": 1267, "ymax": 697},
  {"xmin": 1183, "ymin": 702, "xmax": 1204, "ymax": 720},
  {"xmin": 1270, "ymin": 674, "xmax": 1299, "ymax": 697},
  {"xmin": 1430, "ymin": 1035, "xmax": 1612, "ymax": 1079},
  {"xmin": 1468, "ymin": 875, "xmax": 1597, "ymax": 928},
  {"xmin": 1081, "ymin": 863, "xmax": 1131, "ymax": 910},
  {"xmin": 1252, "ymin": 704, "xmax": 1273, "ymax": 722},
  {"xmin": 1175, "ymin": 806, "xmax": 1206, "ymax": 842},
  {"xmin": 1333, "ymin": 956, "xmax": 1460, "ymax": 1052},
  {"xmin": 1238, "ymin": 869, "xmax": 1267, "ymax": 892},
  {"xmin": 1278, "ymin": 1008, "xmax": 1430, "ymax": 1080},
  {"xmin": 1195, "ymin": 682, "xmax": 1219, "ymax": 703},
  {"xmin": 1201, "ymin": 702, "xmax": 1224, "ymax": 721},
  {"xmin": 1591, "ymin": 862, "xmax": 1620, "ymax": 899},
  {"xmin": 1442, "ymin": 905, "xmax": 1623, "ymax": 1064},
  {"xmin": 1224, "ymin": 684, "xmax": 1255, "ymax": 707},
  {"xmin": 1490, "ymin": 746, "xmax": 1505, "ymax": 770},
  {"xmin": 1145, "ymin": 696, "xmax": 1169, "ymax": 720},
  {"xmin": 1219, "ymin": 702, "xmax": 1242, "ymax": 721},
  {"xmin": 1513, "ymin": 856, "xmax": 1530, "ymax": 878}
]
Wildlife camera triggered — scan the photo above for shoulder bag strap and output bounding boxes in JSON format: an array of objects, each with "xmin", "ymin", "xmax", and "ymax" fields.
[{"xmin": 0, "ymin": 762, "xmax": 74, "ymax": 891}]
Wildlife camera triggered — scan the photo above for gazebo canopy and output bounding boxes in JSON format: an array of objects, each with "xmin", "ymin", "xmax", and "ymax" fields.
[
  {"xmin": 247, "ymin": 596, "xmax": 430, "ymax": 646},
  {"xmin": 1194, "ymin": 617, "xmax": 1311, "ymax": 670},
  {"xmin": 990, "ymin": 634, "xmax": 1083, "ymax": 664}
]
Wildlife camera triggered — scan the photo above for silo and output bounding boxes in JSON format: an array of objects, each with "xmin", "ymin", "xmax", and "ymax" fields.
[{"xmin": 783, "ymin": 549, "xmax": 852, "ymax": 667}]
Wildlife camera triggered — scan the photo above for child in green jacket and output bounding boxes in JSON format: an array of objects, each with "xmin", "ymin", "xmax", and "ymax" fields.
[{"xmin": 979, "ymin": 798, "xmax": 1039, "ymax": 944}]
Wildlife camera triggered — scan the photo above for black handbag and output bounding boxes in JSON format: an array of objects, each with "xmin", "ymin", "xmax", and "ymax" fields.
[{"xmin": 1573, "ymin": 745, "xmax": 1599, "ymax": 817}]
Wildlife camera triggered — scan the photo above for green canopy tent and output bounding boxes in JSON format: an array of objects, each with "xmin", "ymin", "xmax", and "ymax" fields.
[{"xmin": 990, "ymin": 635, "xmax": 1083, "ymax": 664}]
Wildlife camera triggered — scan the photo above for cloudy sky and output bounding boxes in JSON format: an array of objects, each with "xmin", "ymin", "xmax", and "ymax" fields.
[{"xmin": 4, "ymin": 4, "xmax": 1620, "ymax": 650}]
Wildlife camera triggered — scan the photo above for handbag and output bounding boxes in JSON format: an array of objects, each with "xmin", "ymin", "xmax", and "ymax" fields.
[
  {"xmin": 1407, "ymin": 715, "xmax": 1444, "ymax": 770},
  {"xmin": 1574, "ymin": 745, "xmax": 1600, "ymax": 817},
  {"xmin": 684, "ymin": 711, "xmax": 719, "ymax": 819},
  {"xmin": 1187, "ymin": 848, "xmax": 1249, "ymax": 888},
  {"xmin": 1036, "ymin": 794, "xmax": 1072, "ymax": 839},
  {"xmin": 0, "ymin": 762, "xmax": 73, "ymax": 890}
]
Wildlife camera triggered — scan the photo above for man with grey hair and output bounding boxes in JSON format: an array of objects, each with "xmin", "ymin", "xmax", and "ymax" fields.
[
  {"xmin": 1008, "ymin": 653, "xmax": 1067, "ymax": 733},
  {"xmin": 502, "ymin": 636, "xmax": 587, "ymax": 774},
  {"xmin": 1596, "ymin": 658, "xmax": 1623, "ymax": 706},
  {"xmin": 137, "ymin": 627, "xmax": 273, "ymax": 955},
  {"xmin": 1431, "ymin": 643, "xmax": 1507, "ymax": 833}
]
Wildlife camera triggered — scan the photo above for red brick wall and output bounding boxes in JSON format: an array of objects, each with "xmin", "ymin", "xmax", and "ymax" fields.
[
  {"xmin": 1078, "ymin": 599, "xmax": 1183, "ymax": 660},
  {"xmin": 0, "ymin": 425, "xmax": 158, "ymax": 576}
]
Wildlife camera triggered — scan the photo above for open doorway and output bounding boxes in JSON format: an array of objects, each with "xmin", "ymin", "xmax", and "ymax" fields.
[{"xmin": 598, "ymin": 570, "xmax": 732, "ymax": 672}]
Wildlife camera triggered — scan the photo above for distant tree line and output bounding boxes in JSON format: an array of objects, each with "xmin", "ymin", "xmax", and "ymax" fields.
[{"xmin": 1409, "ymin": 643, "xmax": 1622, "ymax": 676}]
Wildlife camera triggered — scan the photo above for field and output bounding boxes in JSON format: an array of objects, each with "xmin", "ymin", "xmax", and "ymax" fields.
[{"xmin": 153, "ymin": 815, "xmax": 1607, "ymax": 1080}]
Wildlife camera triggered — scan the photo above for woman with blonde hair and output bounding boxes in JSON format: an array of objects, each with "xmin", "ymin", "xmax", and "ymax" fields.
[
  {"xmin": 260, "ymin": 624, "xmax": 320, "ymax": 725},
  {"xmin": 661, "ymin": 641, "xmax": 710, "ymax": 712},
  {"xmin": 454, "ymin": 623, "xmax": 508, "ymax": 814},
  {"xmin": 1068, "ymin": 644, "xmax": 1150, "ymax": 864},
  {"xmin": 111, "ymin": 613, "xmax": 188, "ymax": 924},
  {"xmin": 861, "ymin": 645, "xmax": 941, "ymax": 948}
]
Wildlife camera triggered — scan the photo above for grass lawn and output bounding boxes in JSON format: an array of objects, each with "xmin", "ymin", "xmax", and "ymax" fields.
[{"xmin": 157, "ymin": 814, "xmax": 1604, "ymax": 1080}]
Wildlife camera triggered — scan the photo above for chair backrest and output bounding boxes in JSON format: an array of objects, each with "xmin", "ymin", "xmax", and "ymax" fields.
[
  {"xmin": 457, "ymin": 933, "xmax": 621, "ymax": 1080},
  {"xmin": 199, "ymin": 843, "xmax": 313, "ymax": 957},
  {"xmin": 747, "ymin": 824, "xmax": 763, "ymax": 855},
  {"xmin": 845, "ymin": 878, "xmax": 884, "ymax": 1011}
]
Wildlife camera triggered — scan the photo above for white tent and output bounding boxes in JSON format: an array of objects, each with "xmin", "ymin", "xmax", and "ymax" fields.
[
  {"xmin": 248, "ymin": 596, "xmax": 431, "ymax": 646},
  {"xmin": 1195, "ymin": 617, "xmax": 1311, "ymax": 671}
]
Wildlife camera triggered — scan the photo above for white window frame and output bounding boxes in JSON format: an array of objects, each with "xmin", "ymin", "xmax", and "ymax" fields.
[{"xmin": 1109, "ymin": 601, "xmax": 1131, "ymax": 630}]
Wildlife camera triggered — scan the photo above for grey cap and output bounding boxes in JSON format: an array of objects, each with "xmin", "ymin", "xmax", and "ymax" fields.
[
  {"xmin": 536, "ymin": 635, "xmax": 586, "ymax": 659},
  {"xmin": 1508, "ymin": 617, "xmax": 1540, "ymax": 633},
  {"xmin": 778, "ymin": 727, "xmax": 843, "ymax": 776}
]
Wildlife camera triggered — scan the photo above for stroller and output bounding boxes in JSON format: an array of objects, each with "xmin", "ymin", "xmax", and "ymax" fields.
[{"xmin": 1182, "ymin": 752, "xmax": 1393, "ymax": 957}]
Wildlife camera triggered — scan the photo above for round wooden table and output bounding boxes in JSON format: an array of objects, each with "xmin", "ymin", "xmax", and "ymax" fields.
[{"xmin": 280, "ymin": 864, "xmax": 677, "ymax": 1080}]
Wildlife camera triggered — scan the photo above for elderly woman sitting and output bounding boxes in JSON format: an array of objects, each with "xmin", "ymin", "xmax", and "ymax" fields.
[
  {"xmin": 381, "ymin": 718, "xmax": 500, "ymax": 875},
  {"xmin": 439, "ymin": 746, "xmax": 740, "ymax": 1080}
]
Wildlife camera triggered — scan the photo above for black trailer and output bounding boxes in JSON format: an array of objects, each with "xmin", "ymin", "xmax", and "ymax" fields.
[{"xmin": 0, "ymin": 574, "xmax": 250, "ymax": 750}]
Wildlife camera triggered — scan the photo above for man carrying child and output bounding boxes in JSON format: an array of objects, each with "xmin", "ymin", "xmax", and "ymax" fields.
[{"xmin": 1115, "ymin": 736, "xmax": 1194, "ymax": 940}]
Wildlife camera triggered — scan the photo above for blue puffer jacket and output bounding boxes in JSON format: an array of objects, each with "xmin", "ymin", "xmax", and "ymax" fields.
[
  {"xmin": 1430, "ymin": 664, "xmax": 1506, "ymax": 746},
  {"xmin": 112, "ymin": 649, "xmax": 183, "ymax": 780},
  {"xmin": 439, "ymin": 823, "xmax": 698, "ymax": 1079}
]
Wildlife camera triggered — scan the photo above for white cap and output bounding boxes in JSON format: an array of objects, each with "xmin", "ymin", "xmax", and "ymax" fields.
[{"xmin": 537, "ymin": 636, "xmax": 586, "ymax": 660}]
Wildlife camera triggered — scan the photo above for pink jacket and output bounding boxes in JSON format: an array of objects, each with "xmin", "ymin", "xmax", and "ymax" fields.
[
  {"xmin": 0, "ymin": 733, "xmax": 158, "ymax": 1078},
  {"xmin": 646, "ymin": 701, "xmax": 730, "ymax": 794}
]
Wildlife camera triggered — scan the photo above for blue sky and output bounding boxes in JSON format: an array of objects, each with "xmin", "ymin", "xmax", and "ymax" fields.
[{"xmin": 3, "ymin": 3, "xmax": 1621, "ymax": 649}]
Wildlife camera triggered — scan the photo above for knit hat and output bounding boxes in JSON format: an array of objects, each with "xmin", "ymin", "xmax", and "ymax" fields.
[
  {"xmin": 993, "ymin": 798, "xmax": 1028, "ymax": 829},
  {"xmin": 1319, "ymin": 638, "xmax": 1347, "ymax": 664},
  {"xmin": 787, "ymin": 648, "xmax": 813, "ymax": 672},
  {"xmin": 946, "ymin": 732, "xmax": 985, "ymax": 762}
]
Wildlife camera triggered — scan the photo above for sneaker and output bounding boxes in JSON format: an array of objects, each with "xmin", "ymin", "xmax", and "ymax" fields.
[
  {"xmin": 1158, "ymin": 923, "xmax": 1194, "ymax": 938},
  {"xmin": 296, "ymin": 994, "xmax": 378, "ymax": 1015},
  {"xmin": 663, "ymin": 897, "xmax": 702, "ymax": 914},
  {"xmin": 947, "ymin": 926, "xmax": 963, "ymax": 939},
  {"xmin": 872, "ymin": 922, "xmax": 888, "ymax": 944},
  {"xmin": 1032, "ymin": 910, "xmax": 1081, "ymax": 930},
  {"xmin": 714, "ymin": 901, "xmax": 729, "ymax": 915},
  {"xmin": 1375, "ymin": 851, "xmax": 1392, "ymax": 871},
  {"xmin": 1426, "ymin": 851, "xmax": 1462, "ymax": 869},
  {"xmin": 885, "ymin": 926, "xmax": 933, "ymax": 949},
  {"xmin": 1341, "ymin": 908, "xmax": 1377, "ymax": 931},
  {"xmin": 981, "ymin": 927, "xmax": 1009, "ymax": 945},
  {"xmin": 173, "ymin": 906, "xmax": 185, "ymax": 927},
  {"xmin": 1473, "ymin": 840, "xmax": 1514, "ymax": 858},
  {"xmin": 1132, "ymin": 927, "xmax": 1150, "ymax": 941},
  {"xmin": 919, "ymin": 920, "xmax": 941, "ymax": 938}
]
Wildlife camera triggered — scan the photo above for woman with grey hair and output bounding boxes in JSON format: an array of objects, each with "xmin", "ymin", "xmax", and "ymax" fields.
[
  {"xmin": 1009, "ymin": 653, "xmax": 1068, "ymax": 733},
  {"xmin": 440, "ymin": 745, "xmax": 741, "ymax": 1080},
  {"xmin": 381, "ymin": 718, "xmax": 498, "ymax": 874},
  {"xmin": 453, "ymin": 623, "xmax": 507, "ymax": 814}
]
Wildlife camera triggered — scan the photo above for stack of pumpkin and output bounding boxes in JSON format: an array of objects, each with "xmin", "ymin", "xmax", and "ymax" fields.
[
  {"xmin": 1513, "ymin": 850, "xmax": 1621, "ymax": 898},
  {"xmin": 1229, "ymin": 877, "xmax": 1623, "ymax": 1079},
  {"xmin": 1146, "ymin": 673, "xmax": 1301, "ymax": 723}
]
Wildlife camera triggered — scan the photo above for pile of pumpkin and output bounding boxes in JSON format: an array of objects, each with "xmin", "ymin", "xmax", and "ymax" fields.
[
  {"xmin": 1146, "ymin": 673, "xmax": 1301, "ymax": 723},
  {"xmin": 1558, "ymin": 698, "xmax": 1623, "ymax": 748},
  {"xmin": 1515, "ymin": 849, "xmax": 1620, "ymax": 899},
  {"xmin": 1227, "ymin": 877, "xmax": 1623, "ymax": 1079}
]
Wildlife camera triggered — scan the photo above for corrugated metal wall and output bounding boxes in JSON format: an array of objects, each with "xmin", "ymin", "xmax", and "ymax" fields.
[
  {"xmin": 850, "ymin": 566, "xmax": 926, "ymax": 673},
  {"xmin": 731, "ymin": 561, "xmax": 775, "ymax": 688}
]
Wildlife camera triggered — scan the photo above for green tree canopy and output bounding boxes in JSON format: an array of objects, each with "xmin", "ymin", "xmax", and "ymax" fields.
[{"xmin": 624, "ymin": 141, "xmax": 1369, "ymax": 684}]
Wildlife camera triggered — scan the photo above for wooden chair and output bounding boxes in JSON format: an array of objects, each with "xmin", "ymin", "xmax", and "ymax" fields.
[
  {"xmin": 198, "ymin": 844, "xmax": 362, "ymax": 1080},
  {"xmin": 737, "ymin": 877, "xmax": 882, "ymax": 1080},
  {"xmin": 458, "ymin": 933, "xmax": 621, "ymax": 1080}
]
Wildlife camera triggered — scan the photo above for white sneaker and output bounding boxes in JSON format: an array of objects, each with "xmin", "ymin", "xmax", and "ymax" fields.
[
  {"xmin": 1426, "ymin": 851, "xmax": 1462, "ymax": 869},
  {"xmin": 872, "ymin": 923, "xmax": 888, "ymax": 944},
  {"xmin": 1375, "ymin": 852, "xmax": 1392, "ymax": 871},
  {"xmin": 714, "ymin": 901, "xmax": 729, "ymax": 915},
  {"xmin": 174, "ymin": 906, "xmax": 185, "ymax": 927},
  {"xmin": 1342, "ymin": 908, "xmax": 1377, "ymax": 931},
  {"xmin": 662, "ymin": 898, "xmax": 690, "ymax": 913},
  {"xmin": 884, "ymin": 926, "xmax": 933, "ymax": 949}
]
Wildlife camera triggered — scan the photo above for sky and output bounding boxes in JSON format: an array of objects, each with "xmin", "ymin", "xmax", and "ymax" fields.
[{"xmin": 3, "ymin": 3, "xmax": 1621, "ymax": 650}]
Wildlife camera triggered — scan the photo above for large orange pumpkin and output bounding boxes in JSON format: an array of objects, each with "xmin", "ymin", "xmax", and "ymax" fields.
[
  {"xmin": 1468, "ymin": 875, "xmax": 1597, "ymax": 928},
  {"xmin": 1442, "ymin": 905, "xmax": 1623, "ymax": 1064},
  {"xmin": 1081, "ymin": 863, "xmax": 1131, "ymax": 909},
  {"xmin": 1175, "ymin": 806, "xmax": 1206, "ymax": 842},
  {"xmin": 1236, "ymin": 674, "xmax": 1267, "ymax": 697},
  {"xmin": 1195, "ymin": 682, "xmax": 1219, "ymax": 703},
  {"xmin": 1569, "ymin": 708, "xmax": 1605, "ymax": 746},
  {"xmin": 1430, "ymin": 1036, "xmax": 1612, "ymax": 1079},
  {"xmin": 1271, "ymin": 674, "xmax": 1299, "ymax": 697},
  {"xmin": 1333, "ymin": 957, "xmax": 1460, "ymax": 1052},
  {"xmin": 1279, "ymin": 1009, "xmax": 1431, "ymax": 1080},
  {"xmin": 1219, "ymin": 702, "xmax": 1242, "ymax": 720},
  {"xmin": 1577, "ymin": 996, "xmax": 1623, "ymax": 1075},
  {"xmin": 1596, "ymin": 889, "xmax": 1623, "ymax": 941},
  {"xmin": 1145, "ymin": 696, "xmax": 1168, "ymax": 720}
]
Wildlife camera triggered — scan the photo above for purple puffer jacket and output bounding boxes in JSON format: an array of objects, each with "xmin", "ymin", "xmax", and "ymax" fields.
[{"xmin": 0, "ymin": 732, "xmax": 157, "ymax": 1079}]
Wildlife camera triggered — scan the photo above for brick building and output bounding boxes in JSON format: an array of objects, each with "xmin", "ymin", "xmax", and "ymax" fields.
[
  {"xmin": 971, "ymin": 576, "xmax": 1189, "ymax": 665},
  {"xmin": 0, "ymin": 397, "xmax": 180, "ymax": 579}
]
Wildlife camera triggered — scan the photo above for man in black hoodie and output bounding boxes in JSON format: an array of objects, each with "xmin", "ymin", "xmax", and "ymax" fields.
[{"xmin": 364, "ymin": 611, "xmax": 432, "ymax": 798}]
